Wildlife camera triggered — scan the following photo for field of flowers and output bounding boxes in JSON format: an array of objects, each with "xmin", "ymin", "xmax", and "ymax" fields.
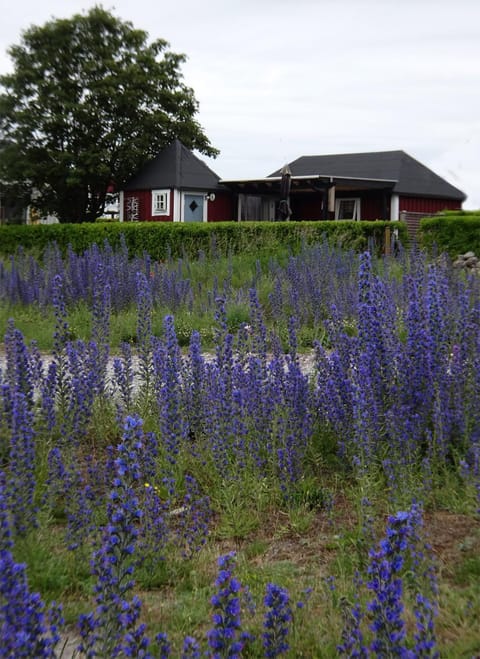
[{"xmin": 0, "ymin": 239, "xmax": 479, "ymax": 657}]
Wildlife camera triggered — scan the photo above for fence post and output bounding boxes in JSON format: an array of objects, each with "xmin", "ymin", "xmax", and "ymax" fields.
[{"xmin": 384, "ymin": 226, "xmax": 391, "ymax": 256}]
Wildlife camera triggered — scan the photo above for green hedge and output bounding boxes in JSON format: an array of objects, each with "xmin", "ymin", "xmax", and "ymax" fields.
[
  {"xmin": 0, "ymin": 220, "xmax": 407, "ymax": 259},
  {"xmin": 418, "ymin": 211, "xmax": 480, "ymax": 256}
]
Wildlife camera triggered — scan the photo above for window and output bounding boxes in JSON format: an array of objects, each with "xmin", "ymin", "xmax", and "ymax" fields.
[
  {"xmin": 152, "ymin": 190, "xmax": 170, "ymax": 216},
  {"xmin": 335, "ymin": 198, "xmax": 361, "ymax": 220}
]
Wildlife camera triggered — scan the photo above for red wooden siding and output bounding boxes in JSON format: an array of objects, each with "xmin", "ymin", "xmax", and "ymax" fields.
[
  {"xmin": 357, "ymin": 192, "xmax": 388, "ymax": 221},
  {"xmin": 291, "ymin": 194, "xmax": 323, "ymax": 220},
  {"xmin": 399, "ymin": 196, "xmax": 462, "ymax": 214},
  {"xmin": 207, "ymin": 191, "xmax": 235, "ymax": 221},
  {"xmin": 292, "ymin": 192, "xmax": 462, "ymax": 222}
]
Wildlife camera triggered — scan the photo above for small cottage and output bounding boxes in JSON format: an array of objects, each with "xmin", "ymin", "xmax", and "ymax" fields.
[{"xmin": 120, "ymin": 139, "xmax": 233, "ymax": 223}]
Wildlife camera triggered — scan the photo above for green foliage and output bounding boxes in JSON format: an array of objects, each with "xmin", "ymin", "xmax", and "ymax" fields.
[
  {"xmin": 213, "ymin": 476, "xmax": 274, "ymax": 540},
  {"xmin": 0, "ymin": 6, "xmax": 217, "ymax": 223},
  {"xmin": 0, "ymin": 220, "xmax": 407, "ymax": 259},
  {"xmin": 418, "ymin": 210, "xmax": 480, "ymax": 255},
  {"xmin": 14, "ymin": 528, "xmax": 93, "ymax": 600},
  {"xmin": 0, "ymin": 304, "xmax": 56, "ymax": 351},
  {"xmin": 454, "ymin": 554, "xmax": 480, "ymax": 585}
]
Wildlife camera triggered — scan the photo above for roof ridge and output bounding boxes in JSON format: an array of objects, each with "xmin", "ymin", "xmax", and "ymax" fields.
[{"xmin": 304, "ymin": 150, "xmax": 404, "ymax": 159}]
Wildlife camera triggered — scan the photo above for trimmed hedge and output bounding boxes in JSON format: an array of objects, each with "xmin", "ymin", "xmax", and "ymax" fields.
[
  {"xmin": 418, "ymin": 211, "xmax": 480, "ymax": 256},
  {"xmin": 0, "ymin": 220, "xmax": 407, "ymax": 259}
]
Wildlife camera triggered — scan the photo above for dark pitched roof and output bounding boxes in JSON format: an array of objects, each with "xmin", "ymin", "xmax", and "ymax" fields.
[
  {"xmin": 124, "ymin": 139, "xmax": 222, "ymax": 191},
  {"xmin": 270, "ymin": 150, "xmax": 466, "ymax": 201}
]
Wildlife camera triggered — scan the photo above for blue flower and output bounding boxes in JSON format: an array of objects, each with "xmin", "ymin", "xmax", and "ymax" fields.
[
  {"xmin": 262, "ymin": 583, "xmax": 293, "ymax": 657},
  {"xmin": 78, "ymin": 415, "xmax": 152, "ymax": 657},
  {"xmin": 207, "ymin": 552, "xmax": 251, "ymax": 657}
]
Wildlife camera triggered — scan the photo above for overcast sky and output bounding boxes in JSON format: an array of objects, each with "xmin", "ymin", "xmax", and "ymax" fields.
[{"xmin": 1, "ymin": 0, "xmax": 479, "ymax": 207}]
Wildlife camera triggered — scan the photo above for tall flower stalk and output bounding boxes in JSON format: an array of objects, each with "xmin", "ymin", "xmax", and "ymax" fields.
[
  {"xmin": 262, "ymin": 583, "xmax": 293, "ymax": 657},
  {"xmin": 366, "ymin": 505, "xmax": 438, "ymax": 657},
  {"xmin": 78, "ymin": 415, "xmax": 151, "ymax": 657},
  {"xmin": 207, "ymin": 552, "xmax": 250, "ymax": 658},
  {"xmin": 8, "ymin": 390, "xmax": 37, "ymax": 535}
]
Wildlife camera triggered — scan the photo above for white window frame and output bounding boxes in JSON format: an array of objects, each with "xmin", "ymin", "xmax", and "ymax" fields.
[
  {"xmin": 335, "ymin": 197, "xmax": 361, "ymax": 221},
  {"xmin": 152, "ymin": 189, "xmax": 170, "ymax": 216}
]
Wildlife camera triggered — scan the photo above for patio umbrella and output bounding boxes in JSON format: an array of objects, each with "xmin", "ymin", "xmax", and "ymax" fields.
[{"xmin": 278, "ymin": 164, "xmax": 292, "ymax": 220}]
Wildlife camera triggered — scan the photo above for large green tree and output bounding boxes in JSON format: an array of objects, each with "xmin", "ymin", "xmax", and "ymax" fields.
[{"xmin": 0, "ymin": 6, "xmax": 218, "ymax": 223}]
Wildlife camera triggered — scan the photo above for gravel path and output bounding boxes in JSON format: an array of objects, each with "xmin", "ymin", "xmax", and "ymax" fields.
[{"xmin": 0, "ymin": 350, "xmax": 318, "ymax": 385}]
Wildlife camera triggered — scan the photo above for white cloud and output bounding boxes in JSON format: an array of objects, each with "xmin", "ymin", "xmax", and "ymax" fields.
[{"xmin": 1, "ymin": 0, "xmax": 479, "ymax": 207}]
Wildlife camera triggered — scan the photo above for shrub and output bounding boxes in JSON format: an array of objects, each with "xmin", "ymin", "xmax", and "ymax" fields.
[
  {"xmin": 0, "ymin": 220, "xmax": 408, "ymax": 259},
  {"xmin": 418, "ymin": 211, "xmax": 480, "ymax": 256}
]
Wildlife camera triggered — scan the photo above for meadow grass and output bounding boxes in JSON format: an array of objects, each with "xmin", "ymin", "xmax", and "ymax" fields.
[
  {"xmin": 0, "ymin": 241, "xmax": 479, "ymax": 656},
  {"xmin": 0, "ymin": 249, "xmax": 294, "ymax": 353},
  {"xmin": 11, "ymin": 473, "xmax": 480, "ymax": 656}
]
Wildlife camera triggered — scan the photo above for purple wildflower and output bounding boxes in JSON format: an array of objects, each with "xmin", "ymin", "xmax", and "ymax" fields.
[
  {"xmin": 207, "ymin": 552, "xmax": 250, "ymax": 658},
  {"xmin": 366, "ymin": 508, "xmax": 419, "ymax": 656},
  {"xmin": 78, "ymin": 415, "xmax": 151, "ymax": 657},
  {"xmin": 262, "ymin": 583, "xmax": 293, "ymax": 657},
  {"xmin": 182, "ymin": 635, "xmax": 201, "ymax": 658},
  {"xmin": 155, "ymin": 631, "xmax": 171, "ymax": 658},
  {"xmin": 7, "ymin": 390, "xmax": 37, "ymax": 535}
]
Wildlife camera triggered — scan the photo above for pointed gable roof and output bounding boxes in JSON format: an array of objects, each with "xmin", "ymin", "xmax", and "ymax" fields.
[
  {"xmin": 124, "ymin": 139, "xmax": 222, "ymax": 191},
  {"xmin": 270, "ymin": 150, "xmax": 466, "ymax": 201}
]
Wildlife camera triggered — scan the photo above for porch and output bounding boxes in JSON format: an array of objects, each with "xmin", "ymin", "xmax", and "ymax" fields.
[{"xmin": 220, "ymin": 174, "xmax": 397, "ymax": 222}]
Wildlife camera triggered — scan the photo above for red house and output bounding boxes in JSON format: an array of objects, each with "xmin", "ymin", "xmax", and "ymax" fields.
[
  {"xmin": 221, "ymin": 150, "xmax": 466, "ymax": 221},
  {"xmin": 120, "ymin": 139, "xmax": 233, "ymax": 223},
  {"xmin": 120, "ymin": 145, "xmax": 465, "ymax": 223}
]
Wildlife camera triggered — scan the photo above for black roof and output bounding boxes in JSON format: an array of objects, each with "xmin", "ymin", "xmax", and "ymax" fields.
[
  {"xmin": 270, "ymin": 150, "xmax": 466, "ymax": 201},
  {"xmin": 124, "ymin": 139, "xmax": 222, "ymax": 191}
]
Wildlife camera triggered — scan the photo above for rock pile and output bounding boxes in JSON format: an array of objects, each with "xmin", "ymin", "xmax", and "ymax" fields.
[{"xmin": 452, "ymin": 251, "xmax": 480, "ymax": 273}]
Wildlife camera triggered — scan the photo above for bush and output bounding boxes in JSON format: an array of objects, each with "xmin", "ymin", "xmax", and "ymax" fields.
[
  {"xmin": 0, "ymin": 220, "xmax": 407, "ymax": 259},
  {"xmin": 418, "ymin": 211, "xmax": 480, "ymax": 256}
]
